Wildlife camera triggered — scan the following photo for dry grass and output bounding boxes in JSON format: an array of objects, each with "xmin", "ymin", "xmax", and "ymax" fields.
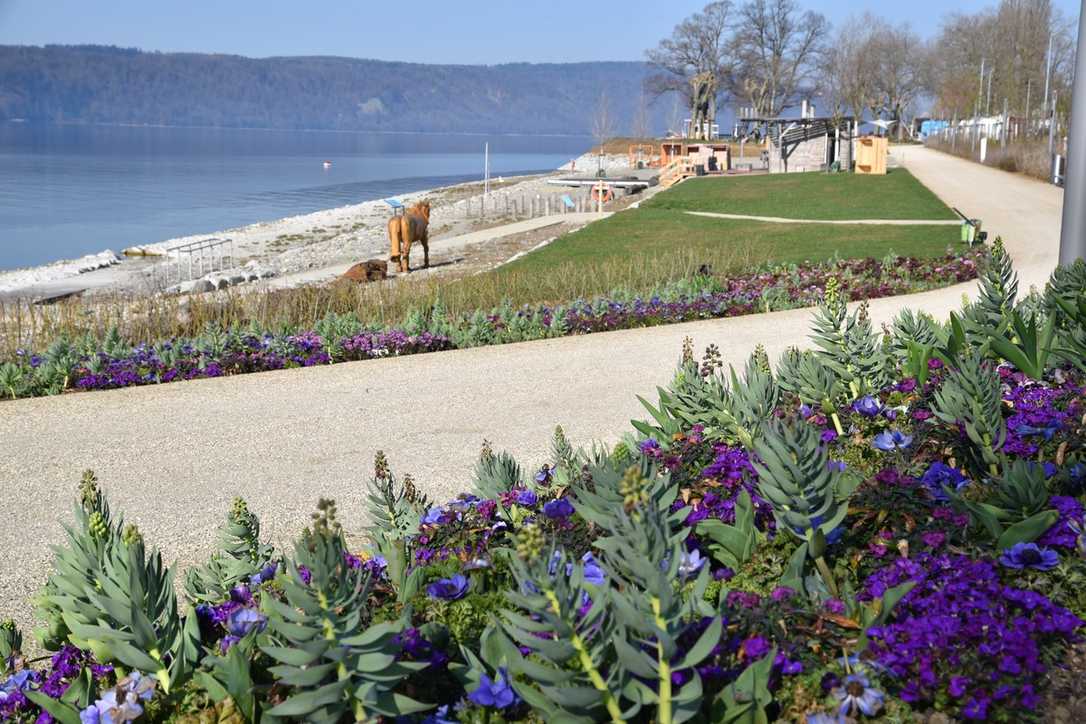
[
  {"xmin": 925, "ymin": 136, "xmax": 1055, "ymax": 182},
  {"xmin": 0, "ymin": 245, "xmax": 756, "ymax": 356}
]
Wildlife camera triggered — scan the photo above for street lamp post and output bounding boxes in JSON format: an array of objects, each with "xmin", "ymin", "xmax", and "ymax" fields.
[{"xmin": 1059, "ymin": 2, "xmax": 1086, "ymax": 265}]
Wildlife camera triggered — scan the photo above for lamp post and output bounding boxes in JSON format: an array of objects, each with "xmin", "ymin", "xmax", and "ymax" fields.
[{"xmin": 1058, "ymin": 2, "xmax": 1086, "ymax": 264}]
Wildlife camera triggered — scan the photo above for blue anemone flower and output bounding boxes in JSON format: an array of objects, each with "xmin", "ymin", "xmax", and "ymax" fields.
[
  {"xmin": 572, "ymin": 552, "xmax": 606, "ymax": 585},
  {"xmin": 678, "ymin": 549, "xmax": 706, "ymax": 578},
  {"xmin": 872, "ymin": 429, "xmax": 912, "ymax": 452},
  {"xmin": 226, "ymin": 607, "xmax": 267, "ymax": 638},
  {"xmin": 920, "ymin": 462, "xmax": 969, "ymax": 500},
  {"xmin": 468, "ymin": 667, "xmax": 518, "ymax": 709},
  {"xmin": 852, "ymin": 396, "xmax": 881, "ymax": 418},
  {"xmin": 515, "ymin": 489, "xmax": 538, "ymax": 506},
  {"xmin": 543, "ymin": 498, "xmax": 574, "ymax": 519},
  {"xmin": 833, "ymin": 674, "xmax": 885, "ymax": 717},
  {"xmin": 999, "ymin": 542, "xmax": 1060, "ymax": 571},
  {"xmin": 427, "ymin": 574, "xmax": 470, "ymax": 601},
  {"xmin": 421, "ymin": 507, "xmax": 444, "ymax": 525}
]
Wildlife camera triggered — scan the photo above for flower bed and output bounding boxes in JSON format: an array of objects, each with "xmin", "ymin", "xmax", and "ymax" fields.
[
  {"xmin": 0, "ymin": 250, "xmax": 982, "ymax": 400},
  {"xmin": 2, "ymin": 248, "xmax": 1084, "ymax": 723}
]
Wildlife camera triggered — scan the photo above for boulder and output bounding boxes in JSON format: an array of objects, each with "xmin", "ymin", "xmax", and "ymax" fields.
[
  {"xmin": 180, "ymin": 279, "xmax": 215, "ymax": 294},
  {"xmin": 342, "ymin": 259, "xmax": 388, "ymax": 283}
]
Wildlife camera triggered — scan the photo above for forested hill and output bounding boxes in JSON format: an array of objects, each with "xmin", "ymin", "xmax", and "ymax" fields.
[{"xmin": 0, "ymin": 45, "xmax": 672, "ymax": 135}]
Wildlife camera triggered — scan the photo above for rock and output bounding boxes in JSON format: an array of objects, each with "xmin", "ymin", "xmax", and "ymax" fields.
[
  {"xmin": 205, "ymin": 275, "xmax": 230, "ymax": 290},
  {"xmin": 246, "ymin": 272, "xmax": 260, "ymax": 282},
  {"xmin": 342, "ymin": 259, "xmax": 388, "ymax": 283},
  {"xmin": 180, "ymin": 279, "xmax": 215, "ymax": 294},
  {"xmin": 259, "ymin": 269, "xmax": 277, "ymax": 279},
  {"xmin": 229, "ymin": 274, "xmax": 247, "ymax": 286}
]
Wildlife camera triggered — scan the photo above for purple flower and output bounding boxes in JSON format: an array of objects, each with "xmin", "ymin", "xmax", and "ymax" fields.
[
  {"xmin": 770, "ymin": 586, "xmax": 794, "ymax": 602},
  {"xmin": 515, "ymin": 489, "xmax": 538, "ymax": 507},
  {"xmin": 999, "ymin": 542, "xmax": 1059, "ymax": 571},
  {"xmin": 852, "ymin": 396, "xmax": 881, "ymax": 417},
  {"xmin": 741, "ymin": 635, "xmax": 771, "ymax": 660},
  {"xmin": 427, "ymin": 573, "xmax": 469, "ymax": 601},
  {"xmin": 920, "ymin": 462, "xmax": 969, "ymax": 501},
  {"xmin": 226, "ymin": 607, "xmax": 266, "ymax": 638},
  {"xmin": 534, "ymin": 465, "xmax": 554, "ymax": 485},
  {"xmin": 468, "ymin": 667, "xmax": 518, "ymax": 709},
  {"xmin": 249, "ymin": 562, "xmax": 278, "ymax": 586},
  {"xmin": 543, "ymin": 498, "xmax": 574, "ymax": 520},
  {"xmin": 576, "ymin": 552, "xmax": 606, "ymax": 585},
  {"xmin": 872, "ymin": 429, "xmax": 912, "ymax": 452},
  {"xmin": 421, "ymin": 507, "xmax": 444, "ymax": 525},
  {"xmin": 639, "ymin": 438, "xmax": 661, "ymax": 454},
  {"xmin": 823, "ymin": 598, "xmax": 846, "ymax": 615},
  {"xmin": 921, "ymin": 531, "xmax": 946, "ymax": 548}
]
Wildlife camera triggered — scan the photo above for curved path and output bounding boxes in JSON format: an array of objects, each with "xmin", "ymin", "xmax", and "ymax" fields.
[
  {"xmin": 0, "ymin": 147, "xmax": 1063, "ymax": 637},
  {"xmin": 685, "ymin": 211, "xmax": 961, "ymax": 226}
]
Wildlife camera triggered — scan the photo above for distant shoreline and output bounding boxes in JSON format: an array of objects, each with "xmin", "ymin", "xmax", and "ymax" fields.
[{"xmin": 4, "ymin": 118, "xmax": 597, "ymax": 140}]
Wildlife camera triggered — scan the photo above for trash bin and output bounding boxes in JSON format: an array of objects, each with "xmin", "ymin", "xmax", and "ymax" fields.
[{"xmin": 960, "ymin": 219, "xmax": 983, "ymax": 244}]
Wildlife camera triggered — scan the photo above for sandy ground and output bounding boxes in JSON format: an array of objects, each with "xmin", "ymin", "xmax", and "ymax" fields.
[
  {"xmin": 0, "ymin": 146, "xmax": 1064, "ymax": 642},
  {"xmin": 0, "ymin": 153, "xmax": 635, "ymax": 300}
]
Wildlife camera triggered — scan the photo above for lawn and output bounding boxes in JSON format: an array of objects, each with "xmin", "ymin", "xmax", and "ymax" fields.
[
  {"xmin": 498, "ymin": 207, "xmax": 962, "ymax": 277},
  {"xmin": 645, "ymin": 168, "xmax": 958, "ymax": 221}
]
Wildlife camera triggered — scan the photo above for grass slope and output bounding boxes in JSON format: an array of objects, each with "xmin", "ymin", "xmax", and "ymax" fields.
[
  {"xmin": 500, "ymin": 208, "xmax": 961, "ymax": 276},
  {"xmin": 645, "ymin": 168, "xmax": 958, "ymax": 221}
]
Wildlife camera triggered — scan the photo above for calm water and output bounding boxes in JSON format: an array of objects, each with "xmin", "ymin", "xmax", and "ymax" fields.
[{"xmin": 0, "ymin": 124, "xmax": 590, "ymax": 270}]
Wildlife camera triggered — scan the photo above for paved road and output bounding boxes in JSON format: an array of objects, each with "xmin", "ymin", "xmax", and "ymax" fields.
[{"xmin": 0, "ymin": 147, "xmax": 1063, "ymax": 638}]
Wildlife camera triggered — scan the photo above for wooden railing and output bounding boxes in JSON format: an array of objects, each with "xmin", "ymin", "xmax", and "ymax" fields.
[{"xmin": 659, "ymin": 158, "xmax": 696, "ymax": 188}]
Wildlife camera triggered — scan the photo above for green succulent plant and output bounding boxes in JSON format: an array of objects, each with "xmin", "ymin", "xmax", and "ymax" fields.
[
  {"xmin": 364, "ymin": 452, "xmax": 426, "ymax": 603},
  {"xmin": 965, "ymin": 237, "xmax": 1018, "ymax": 331},
  {"xmin": 637, "ymin": 350, "xmax": 779, "ymax": 448},
  {"xmin": 261, "ymin": 510, "xmax": 429, "ymax": 722},
  {"xmin": 472, "ymin": 444, "xmax": 524, "ymax": 500},
  {"xmin": 776, "ymin": 348, "xmax": 846, "ymax": 434},
  {"xmin": 810, "ymin": 290, "xmax": 891, "ymax": 398},
  {"xmin": 485, "ymin": 546, "xmax": 628, "ymax": 723},
  {"xmin": 987, "ymin": 308, "xmax": 1056, "ymax": 380},
  {"xmin": 930, "ymin": 350, "xmax": 1006, "ymax": 477},
  {"xmin": 696, "ymin": 490, "xmax": 759, "ymax": 570},
  {"xmin": 0, "ymin": 619, "xmax": 21, "ymax": 668},
  {"xmin": 185, "ymin": 497, "xmax": 276, "ymax": 604},
  {"xmin": 948, "ymin": 459, "xmax": 1059, "ymax": 549},
  {"xmin": 752, "ymin": 421, "xmax": 857, "ymax": 598}
]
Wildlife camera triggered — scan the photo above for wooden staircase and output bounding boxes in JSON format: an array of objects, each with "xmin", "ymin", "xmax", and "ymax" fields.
[{"xmin": 658, "ymin": 158, "xmax": 696, "ymax": 188}]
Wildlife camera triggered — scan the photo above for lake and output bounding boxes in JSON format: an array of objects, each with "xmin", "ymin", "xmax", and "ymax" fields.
[{"xmin": 0, "ymin": 124, "xmax": 591, "ymax": 270}]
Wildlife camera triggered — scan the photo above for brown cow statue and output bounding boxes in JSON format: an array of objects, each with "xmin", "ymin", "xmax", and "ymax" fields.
[{"xmin": 387, "ymin": 201, "xmax": 431, "ymax": 273}]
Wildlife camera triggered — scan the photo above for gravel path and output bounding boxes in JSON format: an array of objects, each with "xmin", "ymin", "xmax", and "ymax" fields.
[{"xmin": 0, "ymin": 146, "xmax": 1062, "ymax": 640}]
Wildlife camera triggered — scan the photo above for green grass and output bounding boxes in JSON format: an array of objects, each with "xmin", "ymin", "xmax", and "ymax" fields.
[
  {"xmin": 499, "ymin": 208, "xmax": 961, "ymax": 276},
  {"xmin": 645, "ymin": 168, "xmax": 958, "ymax": 221}
]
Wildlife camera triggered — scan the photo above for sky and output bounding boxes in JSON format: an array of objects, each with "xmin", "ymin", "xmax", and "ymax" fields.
[{"xmin": 0, "ymin": 0, "xmax": 1079, "ymax": 64}]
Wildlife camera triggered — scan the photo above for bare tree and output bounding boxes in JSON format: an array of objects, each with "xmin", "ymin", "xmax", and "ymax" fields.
[
  {"xmin": 645, "ymin": 1, "xmax": 733, "ymax": 136},
  {"xmin": 930, "ymin": 0, "xmax": 1075, "ymax": 124},
  {"xmin": 631, "ymin": 90, "xmax": 652, "ymax": 139},
  {"xmin": 590, "ymin": 90, "xmax": 617, "ymax": 173},
  {"xmin": 869, "ymin": 26, "xmax": 929, "ymax": 139},
  {"xmin": 823, "ymin": 14, "xmax": 881, "ymax": 124},
  {"xmin": 728, "ymin": 0, "xmax": 830, "ymax": 117}
]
